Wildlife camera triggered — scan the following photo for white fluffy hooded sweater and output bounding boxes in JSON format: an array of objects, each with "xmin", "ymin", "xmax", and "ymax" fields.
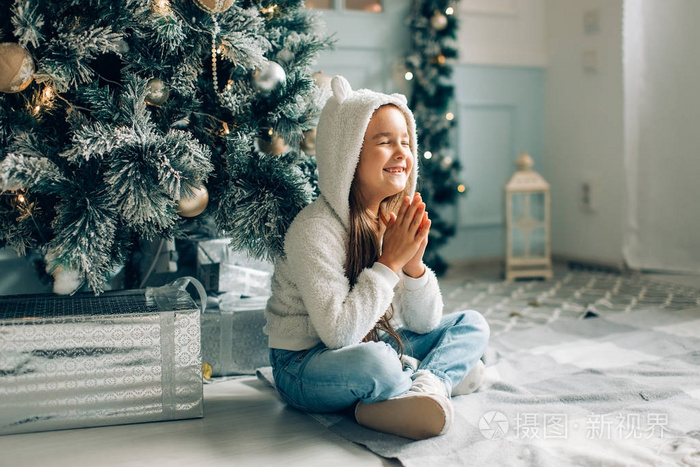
[{"xmin": 263, "ymin": 76, "xmax": 444, "ymax": 351}]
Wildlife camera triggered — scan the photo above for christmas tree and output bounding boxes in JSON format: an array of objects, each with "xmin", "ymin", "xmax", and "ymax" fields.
[
  {"xmin": 404, "ymin": 0, "xmax": 464, "ymax": 275},
  {"xmin": 0, "ymin": 0, "xmax": 329, "ymax": 293}
]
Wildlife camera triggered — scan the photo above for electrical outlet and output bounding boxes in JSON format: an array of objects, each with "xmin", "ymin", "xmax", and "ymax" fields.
[
  {"xmin": 583, "ymin": 9, "xmax": 601, "ymax": 35},
  {"xmin": 580, "ymin": 180, "xmax": 595, "ymax": 211}
]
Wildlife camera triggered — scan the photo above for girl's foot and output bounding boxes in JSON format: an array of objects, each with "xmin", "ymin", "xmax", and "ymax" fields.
[{"xmin": 354, "ymin": 370, "xmax": 453, "ymax": 440}]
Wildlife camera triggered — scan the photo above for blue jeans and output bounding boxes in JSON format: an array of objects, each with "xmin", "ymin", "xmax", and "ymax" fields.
[{"xmin": 269, "ymin": 310, "xmax": 490, "ymax": 413}]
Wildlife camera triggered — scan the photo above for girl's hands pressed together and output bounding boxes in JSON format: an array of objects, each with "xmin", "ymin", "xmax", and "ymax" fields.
[{"xmin": 378, "ymin": 192, "xmax": 431, "ymax": 277}]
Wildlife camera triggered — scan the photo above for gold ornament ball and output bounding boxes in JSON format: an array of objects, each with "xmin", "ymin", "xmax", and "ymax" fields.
[
  {"xmin": 193, "ymin": 0, "xmax": 234, "ymax": 14},
  {"xmin": 178, "ymin": 185, "xmax": 209, "ymax": 217},
  {"xmin": 258, "ymin": 132, "xmax": 289, "ymax": 156},
  {"xmin": 145, "ymin": 78, "xmax": 170, "ymax": 106},
  {"xmin": 0, "ymin": 42, "xmax": 35, "ymax": 93},
  {"xmin": 300, "ymin": 128, "xmax": 317, "ymax": 156},
  {"xmin": 430, "ymin": 12, "xmax": 448, "ymax": 31}
]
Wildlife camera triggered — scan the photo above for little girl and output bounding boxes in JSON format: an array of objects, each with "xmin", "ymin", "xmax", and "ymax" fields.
[{"xmin": 264, "ymin": 76, "xmax": 489, "ymax": 440}]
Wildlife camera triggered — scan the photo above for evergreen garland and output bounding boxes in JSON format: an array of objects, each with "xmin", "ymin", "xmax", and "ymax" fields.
[
  {"xmin": 0, "ymin": 0, "xmax": 330, "ymax": 292},
  {"xmin": 404, "ymin": 0, "xmax": 465, "ymax": 275}
]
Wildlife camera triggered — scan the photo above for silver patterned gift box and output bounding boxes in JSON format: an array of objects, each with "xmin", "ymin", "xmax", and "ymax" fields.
[
  {"xmin": 0, "ymin": 278, "xmax": 204, "ymax": 435},
  {"xmin": 201, "ymin": 295, "xmax": 270, "ymax": 376}
]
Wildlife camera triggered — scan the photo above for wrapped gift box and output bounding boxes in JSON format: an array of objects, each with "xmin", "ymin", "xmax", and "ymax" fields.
[
  {"xmin": 201, "ymin": 295, "xmax": 270, "ymax": 376},
  {"xmin": 195, "ymin": 238, "xmax": 273, "ymax": 294},
  {"xmin": 0, "ymin": 279, "xmax": 203, "ymax": 435}
]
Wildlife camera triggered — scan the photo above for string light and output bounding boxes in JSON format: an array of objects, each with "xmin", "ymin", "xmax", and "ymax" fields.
[
  {"xmin": 445, "ymin": 6, "xmax": 454, "ymax": 15},
  {"xmin": 445, "ymin": 112, "xmax": 454, "ymax": 121},
  {"xmin": 268, "ymin": 127, "xmax": 274, "ymax": 136},
  {"xmin": 261, "ymin": 4, "xmax": 278, "ymax": 17},
  {"xmin": 457, "ymin": 184, "xmax": 466, "ymax": 193},
  {"xmin": 42, "ymin": 86, "xmax": 54, "ymax": 102},
  {"xmin": 17, "ymin": 194, "xmax": 26, "ymax": 203},
  {"xmin": 423, "ymin": 151, "xmax": 433, "ymax": 160},
  {"xmin": 437, "ymin": 54, "xmax": 446, "ymax": 65},
  {"xmin": 404, "ymin": 71, "xmax": 413, "ymax": 81}
]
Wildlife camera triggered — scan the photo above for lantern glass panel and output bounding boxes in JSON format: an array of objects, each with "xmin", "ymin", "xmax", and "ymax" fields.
[
  {"xmin": 530, "ymin": 226, "xmax": 546, "ymax": 257},
  {"xmin": 511, "ymin": 225, "xmax": 525, "ymax": 256},
  {"xmin": 530, "ymin": 192, "xmax": 545, "ymax": 220},
  {"xmin": 509, "ymin": 192, "xmax": 546, "ymax": 258},
  {"xmin": 511, "ymin": 192, "xmax": 526, "ymax": 219}
]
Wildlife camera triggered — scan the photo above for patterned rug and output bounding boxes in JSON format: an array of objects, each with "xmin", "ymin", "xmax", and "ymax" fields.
[{"xmin": 441, "ymin": 270, "xmax": 700, "ymax": 336}]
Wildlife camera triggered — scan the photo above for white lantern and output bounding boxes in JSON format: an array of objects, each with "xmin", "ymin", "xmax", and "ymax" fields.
[{"xmin": 504, "ymin": 152, "xmax": 553, "ymax": 281}]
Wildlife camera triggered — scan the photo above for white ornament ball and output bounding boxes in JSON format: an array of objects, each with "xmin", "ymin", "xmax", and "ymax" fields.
[
  {"xmin": 0, "ymin": 42, "xmax": 35, "ymax": 93},
  {"xmin": 276, "ymin": 49, "xmax": 295, "ymax": 66},
  {"xmin": 145, "ymin": 78, "xmax": 170, "ymax": 106},
  {"xmin": 178, "ymin": 184, "xmax": 209, "ymax": 217},
  {"xmin": 52, "ymin": 267, "xmax": 82, "ymax": 295},
  {"xmin": 253, "ymin": 61, "xmax": 286, "ymax": 96},
  {"xmin": 430, "ymin": 12, "xmax": 448, "ymax": 31},
  {"xmin": 312, "ymin": 70, "xmax": 332, "ymax": 90},
  {"xmin": 193, "ymin": 0, "xmax": 234, "ymax": 13}
]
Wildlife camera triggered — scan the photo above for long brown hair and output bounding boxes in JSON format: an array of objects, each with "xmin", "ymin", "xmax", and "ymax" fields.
[{"xmin": 345, "ymin": 106, "xmax": 414, "ymax": 353}]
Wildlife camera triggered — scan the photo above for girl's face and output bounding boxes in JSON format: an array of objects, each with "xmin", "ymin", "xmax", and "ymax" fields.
[{"xmin": 355, "ymin": 105, "xmax": 413, "ymax": 211}]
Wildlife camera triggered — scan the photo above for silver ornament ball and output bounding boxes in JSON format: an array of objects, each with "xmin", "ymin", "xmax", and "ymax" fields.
[
  {"xmin": 145, "ymin": 78, "xmax": 170, "ymax": 106},
  {"xmin": 253, "ymin": 61, "xmax": 286, "ymax": 96}
]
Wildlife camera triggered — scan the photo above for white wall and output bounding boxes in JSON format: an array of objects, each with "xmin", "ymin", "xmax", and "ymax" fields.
[
  {"xmin": 622, "ymin": 0, "xmax": 700, "ymax": 273},
  {"xmin": 458, "ymin": 0, "xmax": 546, "ymax": 67},
  {"xmin": 543, "ymin": 0, "xmax": 626, "ymax": 267}
]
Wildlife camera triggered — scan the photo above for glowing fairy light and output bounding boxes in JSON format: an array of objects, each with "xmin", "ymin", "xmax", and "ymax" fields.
[
  {"xmin": 404, "ymin": 71, "xmax": 413, "ymax": 81},
  {"xmin": 42, "ymin": 86, "xmax": 54, "ymax": 101},
  {"xmin": 261, "ymin": 4, "xmax": 278, "ymax": 16},
  {"xmin": 445, "ymin": 112, "xmax": 454, "ymax": 121},
  {"xmin": 457, "ymin": 184, "xmax": 466, "ymax": 193},
  {"xmin": 445, "ymin": 6, "xmax": 454, "ymax": 15},
  {"xmin": 17, "ymin": 194, "xmax": 26, "ymax": 203},
  {"xmin": 423, "ymin": 151, "xmax": 433, "ymax": 160}
]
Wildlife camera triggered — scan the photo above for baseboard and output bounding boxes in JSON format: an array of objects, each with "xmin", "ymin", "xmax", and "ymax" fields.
[
  {"xmin": 446, "ymin": 257, "xmax": 503, "ymax": 270},
  {"xmin": 446, "ymin": 255, "xmax": 630, "ymax": 275},
  {"xmin": 551, "ymin": 254, "xmax": 629, "ymax": 274}
]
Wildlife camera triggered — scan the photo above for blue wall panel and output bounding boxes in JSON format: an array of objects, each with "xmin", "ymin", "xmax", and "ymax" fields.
[{"xmin": 441, "ymin": 64, "xmax": 544, "ymax": 263}]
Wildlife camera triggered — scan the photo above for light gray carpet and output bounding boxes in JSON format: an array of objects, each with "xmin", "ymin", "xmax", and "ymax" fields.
[
  {"xmin": 255, "ymin": 270, "xmax": 700, "ymax": 466},
  {"xmin": 441, "ymin": 270, "xmax": 700, "ymax": 335}
]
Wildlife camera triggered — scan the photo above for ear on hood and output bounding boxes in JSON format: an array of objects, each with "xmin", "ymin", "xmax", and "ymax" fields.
[{"xmin": 314, "ymin": 76, "xmax": 418, "ymax": 228}]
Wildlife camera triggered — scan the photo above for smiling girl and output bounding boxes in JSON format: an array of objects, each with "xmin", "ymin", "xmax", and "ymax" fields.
[{"xmin": 263, "ymin": 76, "xmax": 489, "ymax": 440}]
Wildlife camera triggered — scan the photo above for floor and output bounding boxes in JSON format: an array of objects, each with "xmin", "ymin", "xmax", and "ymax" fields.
[{"xmin": 2, "ymin": 262, "xmax": 698, "ymax": 467}]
